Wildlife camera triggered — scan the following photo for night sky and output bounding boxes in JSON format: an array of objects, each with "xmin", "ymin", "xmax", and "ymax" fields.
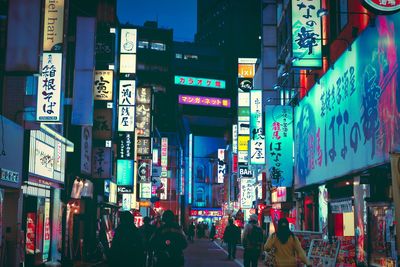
[{"xmin": 117, "ymin": 0, "xmax": 197, "ymax": 42}]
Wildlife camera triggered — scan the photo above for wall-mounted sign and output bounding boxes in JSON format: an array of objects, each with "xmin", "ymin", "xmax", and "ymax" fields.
[
  {"xmin": 118, "ymin": 106, "xmax": 135, "ymax": 132},
  {"xmin": 238, "ymin": 151, "xmax": 248, "ymax": 163},
  {"xmin": 119, "ymin": 80, "xmax": 136, "ymax": 105},
  {"xmin": 178, "ymin": 94, "xmax": 231, "ymax": 108},
  {"xmin": 138, "ymin": 159, "xmax": 152, "ymax": 182},
  {"xmin": 267, "ymin": 105, "xmax": 293, "ymax": 187},
  {"xmin": 93, "ymin": 109, "xmax": 113, "ymax": 139},
  {"xmin": 137, "ymin": 138, "xmax": 151, "ymax": 155},
  {"xmin": 271, "ymin": 187, "xmax": 287, "ymax": 203},
  {"xmin": 239, "ymin": 165, "xmax": 253, "ymax": 178},
  {"xmin": 250, "ymin": 140, "xmax": 265, "ymax": 165},
  {"xmin": 117, "ymin": 159, "xmax": 134, "ymax": 193},
  {"xmin": 152, "ymin": 148, "xmax": 159, "ymax": 165},
  {"xmin": 117, "ymin": 132, "xmax": 134, "ymax": 159},
  {"xmin": 238, "ymin": 135, "xmax": 250, "ymax": 151},
  {"xmin": 238, "ymin": 122, "xmax": 250, "ymax": 135},
  {"xmin": 96, "ymin": 33, "xmax": 115, "ymax": 63},
  {"xmin": 238, "ymin": 93, "xmax": 250, "ymax": 107},
  {"xmin": 139, "ymin": 182, "xmax": 152, "ymax": 199},
  {"xmin": 295, "ymin": 15, "xmax": 400, "ymax": 187},
  {"xmin": 240, "ymin": 178, "xmax": 255, "ymax": 208},
  {"xmin": 217, "ymin": 149, "xmax": 225, "ymax": 183},
  {"xmin": 37, "ymin": 53, "xmax": 62, "ymax": 122},
  {"xmin": 238, "ymin": 78, "xmax": 253, "ymax": 92},
  {"xmin": 189, "ymin": 208, "xmax": 223, "ymax": 217},
  {"xmin": 161, "ymin": 137, "xmax": 168, "ymax": 169},
  {"xmin": 238, "ymin": 64, "xmax": 255, "ymax": 78},
  {"xmin": 233, "ymin": 124, "xmax": 238, "ymax": 154},
  {"xmin": 136, "ymin": 87, "xmax": 152, "ymax": 104},
  {"xmin": 94, "ymin": 70, "xmax": 113, "ymax": 100},
  {"xmin": 136, "ymin": 104, "xmax": 151, "ymax": 137},
  {"xmin": 80, "ymin": 126, "xmax": 92, "ymax": 175},
  {"xmin": 0, "ymin": 168, "xmax": 19, "ymax": 184},
  {"xmin": 160, "ymin": 177, "xmax": 168, "ymax": 200},
  {"xmin": 250, "ymin": 90, "xmax": 263, "ymax": 139},
  {"xmin": 43, "ymin": 0, "xmax": 64, "ymax": 52},
  {"xmin": 119, "ymin": 54, "xmax": 136, "ymax": 74},
  {"xmin": 120, "ymin": 28, "xmax": 137, "ymax": 54},
  {"xmin": 109, "ymin": 181, "xmax": 117, "ymax": 203},
  {"xmin": 174, "ymin": 75, "xmax": 226, "ymax": 89},
  {"xmin": 291, "ymin": 0, "xmax": 322, "ymax": 68},
  {"xmin": 362, "ymin": 0, "xmax": 400, "ymax": 14},
  {"xmin": 188, "ymin": 134, "xmax": 193, "ymax": 204},
  {"xmin": 92, "ymin": 147, "xmax": 111, "ymax": 178}
]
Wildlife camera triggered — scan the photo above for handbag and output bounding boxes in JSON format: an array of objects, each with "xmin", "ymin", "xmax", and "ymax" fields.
[{"xmin": 263, "ymin": 247, "xmax": 276, "ymax": 267}]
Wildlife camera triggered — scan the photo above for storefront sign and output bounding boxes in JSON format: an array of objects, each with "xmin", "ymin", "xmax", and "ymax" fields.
[
  {"xmin": 117, "ymin": 132, "xmax": 134, "ymax": 159},
  {"xmin": 122, "ymin": 194, "xmax": 132, "ymax": 210},
  {"xmin": 137, "ymin": 137, "xmax": 151, "ymax": 156},
  {"xmin": 43, "ymin": 0, "xmax": 64, "ymax": 51},
  {"xmin": 239, "ymin": 165, "xmax": 253, "ymax": 178},
  {"xmin": 136, "ymin": 104, "xmax": 151, "ymax": 137},
  {"xmin": 178, "ymin": 94, "xmax": 231, "ymax": 108},
  {"xmin": 188, "ymin": 134, "xmax": 193, "ymax": 204},
  {"xmin": 190, "ymin": 208, "xmax": 223, "ymax": 217},
  {"xmin": 36, "ymin": 53, "xmax": 62, "ymax": 121},
  {"xmin": 138, "ymin": 159, "xmax": 152, "ymax": 182},
  {"xmin": 120, "ymin": 54, "xmax": 136, "ymax": 74},
  {"xmin": 240, "ymin": 178, "xmax": 255, "ymax": 209},
  {"xmin": 34, "ymin": 140, "xmax": 54, "ymax": 179},
  {"xmin": 109, "ymin": 181, "xmax": 117, "ymax": 203},
  {"xmin": 92, "ymin": 147, "xmax": 111, "ymax": 179},
  {"xmin": 161, "ymin": 137, "xmax": 168, "ymax": 176},
  {"xmin": 0, "ymin": 168, "xmax": 19, "ymax": 184},
  {"xmin": 238, "ymin": 64, "xmax": 255, "ymax": 78},
  {"xmin": 118, "ymin": 106, "xmax": 135, "ymax": 132},
  {"xmin": 250, "ymin": 90, "xmax": 265, "ymax": 164},
  {"xmin": 295, "ymin": 15, "xmax": 400, "ymax": 187},
  {"xmin": 238, "ymin": 151, "xmax": 248, "ymax": 163},
  {"xmin": 139, "ymin": 182, "xmax": 151, "ymax": 199},
  {"xmin": 291, "ymin": 0, "xmax": 322, "ymax": 68},
  {"xmin": 160, "ymin": 177, "xmax": 168, "ymax": 200},
  {"xmin": 238, "ymin": 93, "xmax": 250, "ymax": 106},
  {"xmin": 80, "ymin": 126, "xmax": 92, "ymax": 175},
  {"xmin": 238, "ymin": 78, "xmax": 253, "ymax": 92},
  {"xmin": 238, "ymin": 135, "xmax": 250, "ymax": 151},
  {"xmin": 43, "ymin": 199, "xmax": 51, "ymax": 260},
  {"xmin": 117, "ymin": 160, "xmax": 134, "ymax": 193},
  {"xmin": 174, "ymin": 75, "xmax": 226, "ymax": 89},
  {"xmin": 93, "ymin": 109, "xmax": 112, "ymax": 139},
  {"xmin": 330, "ymin": 199, "xmax": 353, "ymax": 214},
  {"xmin": 233, "ymin": 124, "xmax": 238, "ymax": 153},
  {"xmin": 266, "ymin": 105, "xmax": 293, "ymax": 187},
  {"xmin": 136, "ymin": 87, "xmax": 152, "ymax": 104},
  {"xmin": 217, "ymin": 149, "xmax": 225, "ymax": 183},
  {"xmin": 118, "ymin": 80, "xmax": 135, "ymax": 105},
  {"xmin": 96, "ymin": 33, "xmax": 115, "ymax": 63},
  {"xmin": 120, "ymin": 28, "xmax": 137, "ymax": 54},
  {"xmin": 362, "ymin": 0, "xmax": 400, "ymax": 14},
  {"xmin": 94, "ymin": 70, "xmax": 113, "ymax": 100},
  {"xmin": 271, "ymin": 187, "xmax": 287, "ymax": 203}
]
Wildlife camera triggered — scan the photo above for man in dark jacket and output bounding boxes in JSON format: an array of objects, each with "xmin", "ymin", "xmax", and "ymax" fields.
[
  {"xmin": 223, "ymin": 218, "xmax": 240, "ymax": 260},
  {"xmin": 242, "ymin": 214, "xmax": 263, "ymax": 267},
  {"xmin": 139, "ymin": 216, "xmax": 155, "ymax": 266},
  {"xmin": 150, "ymin": 210, "xmax": 188, "ymax": 267},
  {"xmin": 109, "ymin": 211, "xmax": 144, "ymax": 267}
]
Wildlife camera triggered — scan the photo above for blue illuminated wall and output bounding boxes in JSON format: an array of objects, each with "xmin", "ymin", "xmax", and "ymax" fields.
[{"xmin": 294, "ymin": 14, "xmax": 400, "ymax": 188}]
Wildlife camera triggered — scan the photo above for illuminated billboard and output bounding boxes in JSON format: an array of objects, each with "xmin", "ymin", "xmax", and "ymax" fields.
[
  {"xmin": 178, "ymin": 94, "xmax": 231, "ymax": 108},
  {"xmin": 43, "ymin": 0, "xmax": 64, "ymax": 51},
  {"xmin": 117, "ymin": 159, "xmax": 134, "ymax": 193},
  {"xmin": 94, "ymin": 70, "xmax": 113, "ymax": 100},
  {"xmin": 174, "ymin": 75, "xmax": 226, "ymax": 89}
]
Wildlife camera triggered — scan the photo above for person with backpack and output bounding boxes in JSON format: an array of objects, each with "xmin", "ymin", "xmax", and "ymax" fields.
[
  {"xmin": 108, "ymin": 211, "xmax": 144, "ymax": 267},
  {"xmin": 264, "ymin": 218, "xmax": 311, "ymax": 267},
  {"xmin": 150, "ymin": 209, "xmax": 188, "ymax": 267},
  {"xmin": 223, "ymin": 218, "xmax": 241, "ymax": 260},
  {"xmin": 242, "ymin": 214, "xmax": 263, "ymax": 267}
]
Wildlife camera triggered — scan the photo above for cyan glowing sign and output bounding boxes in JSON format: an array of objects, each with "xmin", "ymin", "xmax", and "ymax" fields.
[
  {"xmin": 291, "ymin": 0, "xmax": 322, "ymax": 68},
  {"xmin": 294, "ymin": 15, "xmax": 400, "ymax": 187},
  {"xmin": 175, "ymin": 75, "xmax": 226, "ymax": 89},
  {"xmin": 117, "ymin": 159, "xmax": 133, "ymax": 193}
]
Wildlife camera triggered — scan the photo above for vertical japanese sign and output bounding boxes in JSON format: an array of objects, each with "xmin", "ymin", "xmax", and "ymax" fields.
[
  {"xmin": 217, "ymin": 149, "xmax": 225, "ymax": 183},
  {"xmin": 42, "ymin": 199, "xmax": 51, "ymax": 260},
  {"xmin": 94, "ymin": 70, "xmax": 113, "ymax": 100},
  {"xmin": 180, "ymin": 150, "xmax": 185, "ymax": 195},
  {"xmin": 160, "ymin": 177, "xmax": 168, "ymax": 200},
  {"xmin": 232, "ymin": 124, "xmax": 238, "ymax": 154},
  {"xmin": 92, "ymin": 147, "xmax": 111, "ymax": 178},
  {"xmin": 161, "ymin": 138, "xmax": 168, "ymax": 177},
  {"xmin": 291, "ymin": 0, "xmax": 322, "ymax": 68},
  {"xmin": 80, "ymin": 126, "xmax": 92, "ymax": 175},
  {"xmin": 36, "ymin": 53, "xmax": 62, "ymax": 121},
  {"xmin": 188, "ymin": 134, "xmax": 193, "ymax": 204},
  {"xmin": 250, "ymin": 90, "xmax": 265, "ymax": 165},
  {"xmin": 266, "ymin": 105, "xmax": 293, "ymax": 187},
  {"xmin": 117, "ymin": 132, "xmax": 134, "ymax": 159},
  {"xmin": 117, "ymin": 159, "xmax": 134, "ymax": 193},
  {"xmin": 240, "ymin": 178, "xmax": 255, "ymax": 209},
  {"xmin": 136, "ymin": 87, "xmax": 152, "ymax": 138}
]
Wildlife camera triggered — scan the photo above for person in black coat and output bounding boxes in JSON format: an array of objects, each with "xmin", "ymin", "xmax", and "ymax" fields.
[
  {"xmin": 150, "ymin": 210, "xmax": 188, "ymax": 267},
  {"xmin": 223, "ymin": 218, "xmax": 241, "ymax": 260},
  {"xmin": 108, "ymin": 211, "xmax": 144, "ymax": 267}
]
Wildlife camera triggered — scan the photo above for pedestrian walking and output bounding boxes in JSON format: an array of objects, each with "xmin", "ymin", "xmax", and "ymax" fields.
[
  {"xmin": 209, "ymin": 223, "xmax": 216, "ymax": 241},
  {"xmin": 139, "ymin": 216, "xmax": 156, "ymax": 267},
  {"xmin": 150, "ymin": 210, "xmax": 188, "ymax": 267},
  {"xmin": 108, "ymin": 211, "xmax": 144, "ymax": 267},
  {"xmin": 223, "ymin": 218, "xmax": 240, "ymax": 260},
  {"xmin": 188, "ymin": 222, "xmax": 195, "ymax": 242},
  {"xmin": 242, "ymin": 214, "xmax": 263, "ymax": 267},
  {"xmin": 264, "ymin": 218, "xmax": 311, "ymax": 267}
]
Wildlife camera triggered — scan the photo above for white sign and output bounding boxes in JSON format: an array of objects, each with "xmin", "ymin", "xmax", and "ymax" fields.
[
  {"xmin": 250, "ymin": 139, "xmax": 266, "ymax": 165},
  {"xmin": 239, "ymin": 166, "xmax": 253, "ymax": 178},
  {"xmin": 232, "ymin": 124, "xmax": 238, "ymax": 154},
  {"xmin": 122, "ymin": 194, "xmax": 132, "ymax": 210},
  {"xmin": 120, "ymin": 29, "xmax": 137, "ymax": 54},
  {"xmin": 37, "ymin": 53, "xmax": 62, "ymax": 122},
  {"xmin": 160, "ymin": 177, "xmax": 168, "ymax": 200},
  {"xmin": 240, "ymin": 178, "xmax": 255, "ymax": 209},
  {"xmin": 109, "ymin": 182, "xmax": 117, "ymax": 203},
  {"xmin": 118, "ymin": 106, "xmax": 135, "ymax": 132},
  {"xmin": 238, "ymin": 151, "xmax": 248, "ymax": 163},
  {"xmin": 238, "ymin": 122, "xmax": 250, "ymax": 135},
  {"xmin": 119, "ymin": 80, "xmax": 136, "ymax": 105},
  {"xmin": 120, "ymin": 54, "xmax": 136, "ymax": 74},
  {"xmin": 139, "ymin": 182, "xmax": 151, "ymax": 199},
  {"xmin": 35, "ymin": 140, "xmax": 55, "ymax": 179},
  {"xmin": 238, "ymin": 92, "xmax": 250, "ymax": 106},
  {"xmin": 217, "ymin": 149, "xmax": 225, "ymax": 183}
]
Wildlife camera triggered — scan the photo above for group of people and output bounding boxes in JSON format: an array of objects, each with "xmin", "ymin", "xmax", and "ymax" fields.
[
  {"xmin": 223, "ymin": 214, "xmax": 312, "ymax": 267},
  {"xmin": 108, "ymin": 210, "xmax": 187, "ymax": 267},
  {"xmin": 187, "ymin": 221, "xmax": 217, "ymax": 241}
]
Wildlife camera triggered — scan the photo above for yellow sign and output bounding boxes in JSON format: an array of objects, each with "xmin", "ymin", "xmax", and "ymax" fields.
[
  {"xmin": 94, "ymin": 70, "xmax": 114, "ymax": 100},
  {"xmin": 139, "ymin": 201, "xmax": 152, "ymax": 207},
  {"xmin": 238, "ymin": 135, "xmax": 250, "ymax": 151},
  {"xmin": 43, "ymin": 0, "xmax": 65, "ymax": 51},
  {"xmin": 238, "ymin": 64, "xmax": 255, "ymax": 78}
]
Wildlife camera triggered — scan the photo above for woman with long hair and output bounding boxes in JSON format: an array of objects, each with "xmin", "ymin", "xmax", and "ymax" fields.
[{"xmin": 264, "ymin": 218, "xmax": 311, "ymax": 267}]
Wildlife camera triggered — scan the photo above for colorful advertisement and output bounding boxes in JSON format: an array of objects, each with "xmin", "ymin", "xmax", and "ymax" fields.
[
  {"xmin": 117, "ymin": 159, "xmax": 134, "ymax": 193},
  {"xmin": 43, "ymin": 0, "xmax": 64, "ymax": 51},
  {"xmin": 94, "ymin": 70, "xmax": 113, "ymax": 100},
  {"xmin": 318, "ymin": 185, "xmax": 328, "ymax": 238},
  {"xmin": 36, "ymin": 53, "xmax": 62, "ymax": 122},
  {"xmin": 43, "ymin": 199, "xmax": 51, "ymax": 260},
  {"xmin": 139, "ymin": 182, "xmax": 152, "ymax": 199},
  {"xmin": 174, "ymin": 75, "xmax": 226, "ymax": 89},
  {"xmin": 266, "ymin": 105, "xmax": 293, "ymax": 187},
  {"xmin": 178, "ymin": 94, "xmax": 231, "ymax": 108},
  {"xmin": 294, "ymin": 15, "xmax": 400, "ymax": 187},
  {"xmin": 291, "ymin": 0, "xmax": 322, "ymax": 68},
  {"xmin": 240, "ymin": 178, "xmax": 255, "ymax": 209},
  {"xmin": 160, "ymin": 177, "xmax": 168, "ymax": 200},
  {"xmin": 161, "ymin": 137, "xmax": 168, "ymax": 177},
  {"xmin": 217, "ymin": 149, "xmax": 225, "ymax": 183},
  {"xmin": 26, "ymin": 212, "xmax": 36, "ymax": 254},
  {"xmin": 188, "ymin": 134, "xmax": 193, "ymax": 204}
]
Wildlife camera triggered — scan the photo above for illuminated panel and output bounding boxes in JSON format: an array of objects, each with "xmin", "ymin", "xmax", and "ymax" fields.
[
  {"xmin": 217, "ymin": 149, "xmax": 225, "ymax": 183},
  {"xmin": 178, "ymin": 94, "xmax": 231, "ymax": 108},
  {"xmin": 188, "ymin": 134, "xmax": 193, "ymax": 204},
  {"xmin": 174, "ymin": 75, "xmax": 226, "ymax": 89}
]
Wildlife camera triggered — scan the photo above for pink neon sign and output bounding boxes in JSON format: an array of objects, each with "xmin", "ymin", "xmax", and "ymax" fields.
[{"xmin": 178, "ymin": 94, "xmax": 231, "ymax": 108}]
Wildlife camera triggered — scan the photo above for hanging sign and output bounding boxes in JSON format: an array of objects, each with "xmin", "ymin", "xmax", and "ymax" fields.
[
  {"xmin": 362, "ymin": 0, "xmax": 400, "ymax": 14},
  {"xmin": 94, "ymin": 70, "xmax": 113, "ymax": 100},
  {"xmin": 43, "ymin": 0, "xmax": 64, "ymax": 52},
  {"xmin": 217, "ymin": 149, "xmax": 225, "ymax": 183},
  {"xmin": 117, "ymin": 132, "xmax": 134, "ymax": 159}
]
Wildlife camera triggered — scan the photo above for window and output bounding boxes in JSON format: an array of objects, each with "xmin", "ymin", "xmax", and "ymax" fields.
[
  {"xmin": 138, "ymin": 41, "xmax": 149, "ymax": 49},
  {"xmin": 184, "ymin": 54, "xmax": 198, "ymax": 60},
  {"xmin": 175, "ymin": 53, "xmax": 182, "ymax": 59},
  {"xmin": 25, "ymin": 76, "xmax": 38, "ymax": 95},
  {"xmin": 150, "ymin": 42, "xmax": 166, "ymax": 51}
]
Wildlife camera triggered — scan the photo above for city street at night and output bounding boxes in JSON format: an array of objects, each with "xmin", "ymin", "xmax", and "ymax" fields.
[{"xmin": 1, "ymin": 0, "xmax": 400, "ymax": 266}]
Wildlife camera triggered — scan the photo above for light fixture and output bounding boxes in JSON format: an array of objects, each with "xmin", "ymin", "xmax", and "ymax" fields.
[
  {"xmin": 273, "ymin": 84, "xmax": 281, "ymax": 90},
  {"xmin": 281, "ymin": 72, "xmax": 289, "ymax": 78},
  {"xmin": 317, "ymin": 8, "xmax": 329, "ymax": 17},
  {"xmin": 291, "ymin": 57, "xmax": 299, "ymax": 63}
]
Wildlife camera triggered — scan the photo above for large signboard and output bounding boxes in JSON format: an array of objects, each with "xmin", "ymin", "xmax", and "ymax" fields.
[
  {"xmin": 94, "ymin": 70, "xmax": 113, "ymax": 100},
  {"xmin": 240, "ymin": 178, "xmax": 255, "ymax": 209},
  {"xmin": 291, "ymin": 0, "xmax": 322, "ymax": 68},
  {"xmin": 36, "ymin": 53, "xmax": 62, "ymax": 122},
  {"xmin": 294, "ymin": 15, "xmax": 400, "ymax": 187},
  {"xmin": 43, "ymin": 0, "xmax": 64, "ymax": 51},
  {"xmin": 266, "ymin": 105, "xmax": 293, "ymax": 187},
  {"xmin": 92, "ymin": 147, "xmax": 111, "ymax": 178},
  {"xmin": 117, "ymin": 159, "xmax": 134, "ymax": 193},
  {"xmin": 174, "ymin": 75, "xmax": 226, "ymax": 89},
  {"xmin": 362, "ymin": 0, "xmax": 400, "ymax": 14},
  {"xmin": 250, "ymin": 90, "xmax": 265, "ymax": 165},
  {"xmin": 178, "ymin": 94, "xmax": 231, "ymax": 108}
]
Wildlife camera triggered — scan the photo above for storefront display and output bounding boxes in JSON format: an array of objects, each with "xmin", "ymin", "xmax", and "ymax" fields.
[
  {"xmin": 308, "ymin": 239, "xmax": 340, "ymax": 266},
  {"xmin": 293, "ymin": 231, "xmax": 323, "ymax": 253},
  {"xmin": 334, "ymin": 236, "xmax": 356, "ymax": 267}
]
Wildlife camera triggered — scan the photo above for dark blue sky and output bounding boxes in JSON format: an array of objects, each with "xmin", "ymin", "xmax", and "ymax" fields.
[{"xmin": 117, "ymin": 0, "xmax": 197, "ymax": 42}]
